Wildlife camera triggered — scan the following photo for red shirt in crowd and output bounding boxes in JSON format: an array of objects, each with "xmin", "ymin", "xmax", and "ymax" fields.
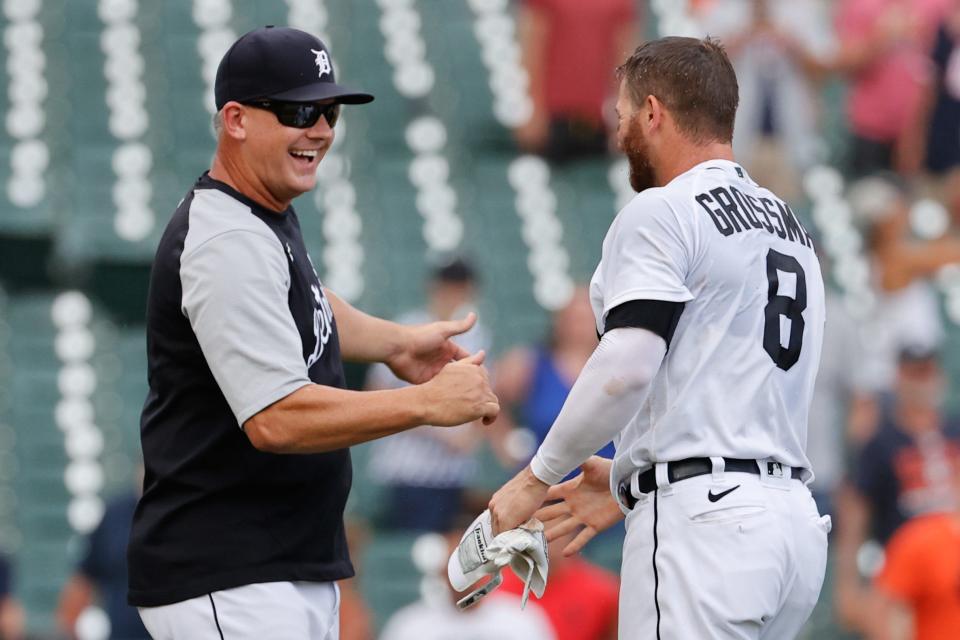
[
  {"xmin": 524, "ymin": 0, "xmax": 635, "ymax": 125},
  {"xmin": 501, "ymin": 556, "xmax": 619, "ymax": 640},
  {"xmin": 836, "ymin": 0, "xmax": 952, "ymax": 142}
]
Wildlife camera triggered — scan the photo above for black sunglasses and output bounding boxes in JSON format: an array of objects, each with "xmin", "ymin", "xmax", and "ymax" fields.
[{"xmin": 244, "ymin": 100, "xmax": 341, "ymax": 129}]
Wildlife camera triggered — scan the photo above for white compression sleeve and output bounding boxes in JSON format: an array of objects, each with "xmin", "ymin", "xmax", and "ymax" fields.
[{"xmin": 529, "ymin": 327, "xmax": 667, "ymax": 485}]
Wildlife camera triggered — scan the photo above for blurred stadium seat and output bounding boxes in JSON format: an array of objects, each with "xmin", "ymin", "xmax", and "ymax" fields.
[
  {"xmin": 356, "ymin": 531, "xmax": 422, "ymax": 632},
  {"xmin": 6, "ymin": 293, "xmax": 72, "ymax": 629},
  {"xmin": 0, "ymin": 289, "xmax": 147, "ymax": 630}
]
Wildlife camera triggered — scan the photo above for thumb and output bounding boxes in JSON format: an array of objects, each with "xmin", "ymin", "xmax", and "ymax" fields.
[
  {"xmin": 443, "ymin": 312, "xmax": 477, "ymax": 338},
  {"xmin": 581, "ymin": 455, "xmax": 606, "ymax": 475},
  {"xmin": 544, "ymin": 484, "xmax": 566, "ymax": 501},
  {"xmin": 545, "ymin": 475, "xmax": 580, "ymax": 501},
  {"xmin": 458, "ymin": 350, "xmax": 486, "ymax": 366}
]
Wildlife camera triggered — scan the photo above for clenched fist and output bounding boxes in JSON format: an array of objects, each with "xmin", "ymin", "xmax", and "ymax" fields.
[{"xmin": 420, "ymin": 351, "xmax": 500, "ymax": 426}]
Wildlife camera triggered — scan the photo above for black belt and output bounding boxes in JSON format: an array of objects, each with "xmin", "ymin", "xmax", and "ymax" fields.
[{"xmin": 617, "ymin": 458, "xmax": 804, "ymax": 510}]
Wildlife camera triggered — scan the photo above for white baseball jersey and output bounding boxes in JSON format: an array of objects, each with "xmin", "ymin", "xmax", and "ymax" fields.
[{"xmin": 592, "ymin": 160, "xmax": 825, "ymax": 487}]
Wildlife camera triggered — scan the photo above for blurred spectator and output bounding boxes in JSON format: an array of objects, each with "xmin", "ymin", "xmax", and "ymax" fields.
[
  {"xmin": 514, "ymin": 0, "xmax": 639, "ymax": 161},
  {"xmin": 494, "ymin": 286, "xmax": 614, "ymax": 470},
  {"xmin": 499, "ymin": 531, "xmax": 618, "ymax": 640},
  {"xmin": 365, "ymin": 257, "xmax": 491, "ymax": 532},
  {"xmin": 57, "ymin": 486, "xmax": 149, "ymax": 639},
  {"xmin": 378, "ymin": 521, "xmax": 555, "ymax": 640},
  {"xmin": 854, "ymin": 347, "xmax": 959, "ymax": 542},
  {"xmin": 378, "ymin": 584, "xmax": 554, "ymax": 640},
  {"xmin": 863, "ymin": 473, "xmax": 960, "ymax": 640},
  {"xmin": 847, "ymin": 174, "xmax": 960, "ymax": 406},
  {"xmin": 901, "ymin": 1, "xmax": 960, "ymax": 219},
  {"xmin": 807, "ymin": 291, "xmax": 877, "ymax": 518},
  {"xmin": 834, "ymin": 346, "xmax": 960, "ymax": 632},
  {"xmin": 834, "ymin": 0, "xmax": 952, "ymax": 177},
  {"xmin": 693, "ymin": 0, "xmax": 835, "ymax": 200},
  {"xmin": 0, "ymin": 553, "xmax": 24, "ymax": 640}
]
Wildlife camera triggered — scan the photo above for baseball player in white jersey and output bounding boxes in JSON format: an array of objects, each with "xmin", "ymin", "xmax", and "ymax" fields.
[{"xmin": 486, "ymin": 37, "xmax": 830, "ymax": 638}]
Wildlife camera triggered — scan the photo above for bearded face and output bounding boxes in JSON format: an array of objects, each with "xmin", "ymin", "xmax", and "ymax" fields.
[
  {"xmin": 621, "ymin": 120, "xmax": 656, "ymax": 193},
  {"xmin": 615, "ymin": 83, "xmax": 657, "ymax": 193}
]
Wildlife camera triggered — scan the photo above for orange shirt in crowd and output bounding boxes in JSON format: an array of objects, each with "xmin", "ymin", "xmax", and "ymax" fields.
[
  {"xmin": 874, "ymin": 513, "xmax": 960, "ymax": 640},
  {"xmin": 501, "ymin": 556, "xmax": 619, "ymax": 640}
]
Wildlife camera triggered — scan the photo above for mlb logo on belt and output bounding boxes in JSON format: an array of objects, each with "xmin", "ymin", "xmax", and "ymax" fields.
[{"xmin": 767, "ymin": 461, "xmax": 784, "ymax": 478}]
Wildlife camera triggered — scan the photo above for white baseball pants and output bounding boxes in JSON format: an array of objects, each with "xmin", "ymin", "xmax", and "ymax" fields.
[
  {"xmin": 618, "ymin": 464, "xmax": 829, "ymax": 639},
  {"xmin": 138, "ymin": 581, "xmax": 339, "ymax": 640}
]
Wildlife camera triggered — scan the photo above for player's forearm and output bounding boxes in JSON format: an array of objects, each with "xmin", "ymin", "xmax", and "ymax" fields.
[
  {"xmin": 531, "ymin": 328, "xmax": 666, "ymax": 484},
  {"xmin": 325, "ymin": 289, "xmax": 406, "ymax": 363},
  {"xmin": 244, "ymin": 383, "xmax": 428, "ymax": 453}
]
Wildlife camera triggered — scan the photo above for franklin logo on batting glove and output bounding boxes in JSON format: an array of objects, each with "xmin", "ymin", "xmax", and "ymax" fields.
[{"xmin": 447, "ymin": 510, "xmax": 549, "ymax": 610}]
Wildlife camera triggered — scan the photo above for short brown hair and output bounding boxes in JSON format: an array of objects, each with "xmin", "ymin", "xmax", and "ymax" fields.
[{"xmin": 616, "ymin": 36, "xmax": 738, "ymax": 144}]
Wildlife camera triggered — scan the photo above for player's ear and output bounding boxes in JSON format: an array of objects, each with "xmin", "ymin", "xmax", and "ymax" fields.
[
  {"xmin": 219, "ymin": 102, "xmax": 248, "ymax": 141},
  {"xmin": 645, "ymin": 95, "xmax": 664, "ymax": 133}
]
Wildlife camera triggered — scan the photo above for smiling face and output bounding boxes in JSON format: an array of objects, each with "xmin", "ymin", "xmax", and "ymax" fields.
[{"xmin": 235, "ymin": 101, "xmax": 335, "ymax": 208}]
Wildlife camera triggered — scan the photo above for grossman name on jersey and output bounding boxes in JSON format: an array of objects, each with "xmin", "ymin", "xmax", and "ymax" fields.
[{"xmin": 695, "ymin": 186, "xmax": 814, "ymax": 249}]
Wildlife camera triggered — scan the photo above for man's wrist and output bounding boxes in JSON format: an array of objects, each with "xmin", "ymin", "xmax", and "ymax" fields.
[
  {"xmin": 522, "ymin": 463, "xmax": 550, "ymax": 488},
  {"xmin": 529, "ymin": 452, "xmax": 564, "ymax": 486},
  {"xmin": 399, "ymin": 384, "xmax": 431, "ymax": 426},
  {"xmin": 383, "ymin": 322, "xmax": 410, "ymax": 364}
]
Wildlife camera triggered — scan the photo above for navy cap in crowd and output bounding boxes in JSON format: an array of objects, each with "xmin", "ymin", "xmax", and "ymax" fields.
[
  {"xmin": 898, "ymin": 343, "xmax": 941, "ymax": 364},
  {"xmin": 214, "ymin": 26, "xmax": 374, "ymax": 111},
  {"xmin": 432, "ymin": 256, "xmax": 478, "ymax": 284}
]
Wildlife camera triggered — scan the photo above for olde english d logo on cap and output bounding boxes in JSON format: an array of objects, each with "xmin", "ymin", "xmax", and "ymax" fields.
[{"xmin": 311, "ymin": 48, "xmax": 332, "ymax": 78}]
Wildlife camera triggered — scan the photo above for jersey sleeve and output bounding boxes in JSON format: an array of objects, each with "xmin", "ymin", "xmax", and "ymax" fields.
[
  {"xmin": 180, "ymin": 229, "xmax": 312, "ymax": 426},
  {"xmin": 595, "ymin": 193, "xmax": 694, "ymax": 325}
]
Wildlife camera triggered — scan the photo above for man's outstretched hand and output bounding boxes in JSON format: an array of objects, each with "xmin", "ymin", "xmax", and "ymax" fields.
[
  {"xmin": 534, "ymin": 456, "xmax": 625, "ymax": 556},
  {"xmin": 387, "ymin": 313, "xmax": 477, "ymax": 385}
]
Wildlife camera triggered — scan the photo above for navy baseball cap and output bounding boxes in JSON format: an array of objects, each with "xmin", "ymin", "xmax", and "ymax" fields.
[
  {"xmin": 898, "ymin": 343, "xmax": 940, "ymax": 363},
  {"xmin": 432, "ymin": 256, "xmax": 478, "ymax": 284},
  {"xmin": 214, "ymin": 26, "xmax": 374, "ymax": 111}
]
